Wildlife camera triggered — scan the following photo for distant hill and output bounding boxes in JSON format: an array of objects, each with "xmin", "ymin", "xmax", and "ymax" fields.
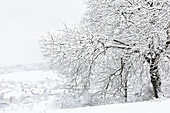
[{"xmin": 0, "ymin": 63, "xmax": 49, "ymax": 74}]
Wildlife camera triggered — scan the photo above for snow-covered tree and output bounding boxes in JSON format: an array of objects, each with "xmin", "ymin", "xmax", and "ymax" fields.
[
  {"xmin": 83, "ymin": 0, "xmax": 170, "ymax": 99},
  {"xmin": 40, "ymin": 0, "xmax": 170, "ymax": 105}
]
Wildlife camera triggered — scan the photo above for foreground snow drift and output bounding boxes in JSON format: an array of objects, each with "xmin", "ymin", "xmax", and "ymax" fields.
[{"xmin": 1, "ymin": 99, "xmax": 170, "ymax": 113}]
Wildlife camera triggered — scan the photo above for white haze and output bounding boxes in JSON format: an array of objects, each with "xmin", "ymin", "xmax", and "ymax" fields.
[{"xmin": 0, "ymin": 0, "xmax": 85, "ymax": 66}]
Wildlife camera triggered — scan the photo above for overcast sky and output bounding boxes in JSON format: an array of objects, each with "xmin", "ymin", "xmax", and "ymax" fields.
[{"xmin": 0, "ymin": 0, "xmax": 85, "ymax": 66}]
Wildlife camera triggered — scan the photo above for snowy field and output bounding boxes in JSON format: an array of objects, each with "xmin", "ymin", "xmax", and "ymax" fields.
[
  {"xmin": 0, "ymin": 70, "xmax": 66, "ymax": 112},
  {"xmin": 45, "ymin": 99, "xmax": 170, "ymax": 113},
  {"xmin": 1, "ymin": 98, "xmax": 170, "ymax": 113},
  {"xmin": 0, "ymin": 69, "xmax": 170, "ymax": 113}
]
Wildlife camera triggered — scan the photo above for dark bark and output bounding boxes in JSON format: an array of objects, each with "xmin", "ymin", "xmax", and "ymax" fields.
[
  {"xmin": 124, "ymin": 66, "xmax": 129, "ymax": 102},
  {"xmin": 124, "ymin": 79, "xmax": 128, "ymax": 102},
  {"xmin": 144, "ymin": 50, "xmax": 163, "ymax": 98},
  {"xmin": 150, "ymin": 62, "xmax": 162, "ymax": 98},
  {"xmin": 121, "ymin": 58, "xmax": 128, "ymax": 102}
]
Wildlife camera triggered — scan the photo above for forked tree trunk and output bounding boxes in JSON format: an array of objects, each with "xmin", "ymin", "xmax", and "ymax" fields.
[{"xmin": 144, "ymin": 50, "xmax": 163, "ymax": 98}]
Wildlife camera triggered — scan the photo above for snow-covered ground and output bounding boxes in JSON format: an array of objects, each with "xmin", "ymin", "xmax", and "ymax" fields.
[
  {"xmin": 0, "ymin": 70, "xmax": 66, "ymax": 112},
  {"xmin": 47, "ymin": 99, "xmax": 170, "ymax": 113},
  {"xmin": 1, "ymin": 98, "xmax": 170, "ymax": 113},
  {"xmin": 0, "ymin": 69, "xmax": 170, "ymax": 113}
]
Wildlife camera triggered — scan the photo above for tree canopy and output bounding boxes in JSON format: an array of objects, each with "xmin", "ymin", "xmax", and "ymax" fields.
[{"xmin": 41, "ymin": 0, "xmax": 170, "ymax": 105}]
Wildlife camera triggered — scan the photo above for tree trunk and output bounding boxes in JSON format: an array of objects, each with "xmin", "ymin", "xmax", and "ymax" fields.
[
  {"xmin": 149, "ymin": 61, "xmax": 162, "ymax": 98},
  {"xmin": 124, "ymin": 66, "xmax": 129, "ymax": 102},
  {"xmin": 124, "ymin": 78, "xmax": 128, "ymax": 102},
  {"xmin": 144, "ymin": 50, "xmax": 163, "ymax": 98}
]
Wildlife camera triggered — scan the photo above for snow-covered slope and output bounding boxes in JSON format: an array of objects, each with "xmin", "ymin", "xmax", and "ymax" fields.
[
  {"xmin": 0, "ymin": 68, "xmax": 170, "ymax": 113},
  {"xmin": 50, "ymin": 99, "xmax": 170, "ymax": 113},
  {"xmin": 1, "ymin": 99, "xmax": 170, "ymax": 113}
]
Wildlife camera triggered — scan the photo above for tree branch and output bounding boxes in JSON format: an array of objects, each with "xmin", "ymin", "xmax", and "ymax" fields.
[
  {"xmin": 105, "ymin": 46, "xmax": 131, "ymax": 50},
  {"xmin": 113, "ymin": 39, "xmax": 130, "ymax": 46}
]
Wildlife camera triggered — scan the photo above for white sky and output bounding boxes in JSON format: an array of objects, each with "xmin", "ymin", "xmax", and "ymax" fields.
[{"xmin": 0, "ymin": 0, "xmax": 86, "ymax": 66}]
